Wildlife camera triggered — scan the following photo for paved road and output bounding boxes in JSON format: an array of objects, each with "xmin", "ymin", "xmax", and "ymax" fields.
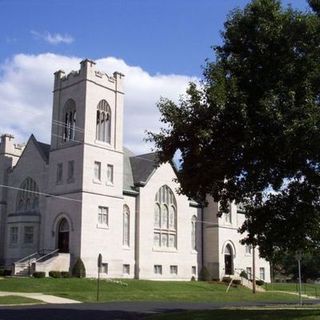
[{"xmin": 1, "ymin": 300, "xmax": 320, "ymax": 320}]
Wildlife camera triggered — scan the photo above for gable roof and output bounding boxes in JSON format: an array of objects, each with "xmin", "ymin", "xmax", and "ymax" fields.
[
  {"xmin": 34, "ymin": 139, "xmax": 50, "ymax": 163},
  {"xmin": 13, "ymin": 135, "xmax": 50, "ymax": 170},
  {"xmin": 129, "ymin": 152, "xmax": 160, "ymax": 187}
]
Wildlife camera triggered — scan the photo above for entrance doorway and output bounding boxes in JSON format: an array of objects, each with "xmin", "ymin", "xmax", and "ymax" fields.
[
  {"xmin": 58, "ymin": 218, "xmax": 69, "ymax": 253},
  {"xmin": 224, "ymin": 244, "xmax": 234, "ymax": 275}
]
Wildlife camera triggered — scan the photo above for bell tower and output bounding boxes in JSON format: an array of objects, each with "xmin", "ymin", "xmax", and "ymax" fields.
[{"xmin": 45, "ymin": 60, "xmax": 125, "ymax": 273}]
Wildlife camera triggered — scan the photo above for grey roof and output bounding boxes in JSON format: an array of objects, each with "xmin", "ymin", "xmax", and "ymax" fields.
[
  {"xmin": 123, "ymin": 148, "xmax": 161, "ymax": 192},
  {"xmin": 123, "ymin": 147, "xmax": 136, "ymax": 192},
  {"xmin": 31, "ymin": 135, "xmax": 50, "ymax": 163},
  {"xmin": 129, "ymin": 152, "xmax": 160, "ymax": 186}
]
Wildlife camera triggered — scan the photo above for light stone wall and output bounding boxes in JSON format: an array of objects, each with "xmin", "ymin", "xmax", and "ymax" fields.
[
  {"xmin": 4, "ymin": 139, "xmax": 48, "ymax": 265},
  {"xmin": 0, "ymin": 60, "xmax": 271, "ymax": 282},
  {"xmin": 0, "ymin": 135, "xmax": 24, "ymax": 264},
  {"xmin": 136, "ymin": 163, "xmax": 201, "ymax": 280},
  {"xmin": 203, "ymin": 198, "xmax": 271, "ymax": 282}
]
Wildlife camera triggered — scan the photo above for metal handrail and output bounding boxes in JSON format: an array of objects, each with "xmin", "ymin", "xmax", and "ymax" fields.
[
  {"xmin": 36, "ymin": 249, "xmax": 59, "ymax": 263},
  {"xmin": 14, "ymin": 252, "xmax": 39, "ymax": 264}
]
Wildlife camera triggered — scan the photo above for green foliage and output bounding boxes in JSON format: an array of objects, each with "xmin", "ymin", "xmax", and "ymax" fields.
[
  {"xmin": 72, "ymin": 258, "xmax": 86, "ymax": 278},
  {"xmin": 240, "ymin": 270, "xmax": 248, "ymax": 279},
  {"xmin": 199, "ymin": 266, "xmax": 211, "ymax": 281},
  {"xmin": 33, "ymin": 272, "xmax": 45, "ymax": 278},
  {"xmin": 272, "ymin": 252, "xmax": 320, "ymax": 282},
  {"xmin": 149, "ymin": 0, "xmax": 320, "ymax": 258},
  {"xmin": 233, "ymin": 279, "xmax": 242, "ymax": 285},
  {"xmin": 256, "ymin": 280, "xmax": 265, "ymax": 286},
  {"xmin": 0, "ymin": 268, "xmax": 5, "ymax": 277},
  {"xmin": 61, "ymin": 271, "xmax": 70, "ymax": 278},
  {"xmin": 222, "ymin": 277, "xmax": 232, "ymax": 284},
  {"xmin": 49, "ymin": 271, "xmax": 61, "ymax": 278},
  {"xmin": 191, "ymin": 276, "xmax": 196, "ymax": 281}
]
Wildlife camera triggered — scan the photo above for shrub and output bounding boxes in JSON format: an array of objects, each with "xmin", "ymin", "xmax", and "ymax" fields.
[
  {"xmin": 191, "ymin": 276, "xmax": 196, "ymax": 281},
  {"xmin": 240, "ymin": 270, "xmax": 248, "ymax": 279},
  {"xmin": 222, "ymin": 276, "xmax": 232, "ymax": 283},
  {"xmin": 233, "ymin": 279, "xmax": 241, "ymax": 285},
  {"xmin": 72, "ymin": 258, "xmax": 86, "ymax": 278},
  {"xmin": 33, "ymin": 272, "xmax": 45, "ymax": 278},
  {"xmin": 256, "ymin": 280, "xmax": 265, "ymax": 286},
  {"xmin": 0, "ymin": 269, "xmax": 5, "ymax": 277},
  {"xmin": 199, "ymin": 266, "xmax": 211, "ymax": 281},
  {"xmin": 61, "ymin": 271, "xmax": 70, "ymax": 278},
  {"xmin": 49, "ymin": 271, "xmax": 61, "ymax": 278},
  {"xmin": 4, "ymin": 269, "xmax": 12, "ymax": 276}
]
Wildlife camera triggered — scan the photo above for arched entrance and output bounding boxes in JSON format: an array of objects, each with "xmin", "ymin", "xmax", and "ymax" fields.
[
  {"xmin": 224, "ymin": 244, "xmax": 234, "ymax": 275},
  {"xmin": 58, "ymin": 218, "xmax": 69, "ymax": 253}
]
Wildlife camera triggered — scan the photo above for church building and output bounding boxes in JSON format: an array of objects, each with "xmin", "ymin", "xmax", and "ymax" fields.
[{"xmin": 0, "ymin": 59, "xmax": 270, "ymax": 281}]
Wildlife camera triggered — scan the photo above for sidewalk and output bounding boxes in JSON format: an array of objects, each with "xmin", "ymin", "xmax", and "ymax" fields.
[{"xmin": 0, "ymin": 291, "xmax": 81, "ymax": 304}]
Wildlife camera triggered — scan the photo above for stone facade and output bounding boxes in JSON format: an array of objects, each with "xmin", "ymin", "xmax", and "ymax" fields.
[{"xmin": 0, "ymin": 60, "xmax": 270, "ymax": 282}]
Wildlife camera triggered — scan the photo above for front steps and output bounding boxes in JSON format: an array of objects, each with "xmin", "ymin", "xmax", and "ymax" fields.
[{"xmin": 13, "ymin": 249, "xmax": 70, "ymax": 277}]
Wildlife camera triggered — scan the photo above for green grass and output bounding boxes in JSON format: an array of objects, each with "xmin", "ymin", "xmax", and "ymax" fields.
[
  {"xmin": 0, "ymin": 295, "xmax": 43, "ymax": 305},
  {"xmin": 264, "ymin": 283, "xmax": 320, "ymax": 298},
  {"xmin": 146, "ymin": 309, "xmax": 320, "ymax": 320},
  {"xmin": 0, "ymin": 278, "xmax": 309, "ymax": 303}
]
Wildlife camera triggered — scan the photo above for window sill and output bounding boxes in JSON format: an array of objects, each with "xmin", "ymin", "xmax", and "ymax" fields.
[
  {"xmin": 152, "ymin": 247, "xmax": 177, "ymax": 253},
  {"xmin": 67, "ymin": 178, "xmax": 75, "ymax": 184},
  {"xmin": 93, "ymin": 179, "xmax": 102, "ymax": 185},
  {"xmin": 95, "ymin": 140, "xmax": 112, "ymax": 148},
  {"xmin": 106, "ymin": 182, "xmax": 114, "ymax": 187},
  {"xmin": 122, "ymin": 245, "xmax": 131, "ymax": 250},
  {"xmin": 96, "ymin": 224, "xmax": 109, "ymax": 229}
]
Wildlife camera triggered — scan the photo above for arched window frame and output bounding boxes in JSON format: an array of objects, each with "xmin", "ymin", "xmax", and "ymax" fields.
[
  {"xmin": 153, "ymin": 185, "xmax": 177, "ymax": 250},
  {"xmin": 16, "ymin": 177, "xmax": 39, "ymax": 212},
  {"xmin": 63, "ymin": 99, "xmax": 76, "ymax": 142},
  {"xmin": 123, "ymin": 205, "xmax": 130, "ymax": 247},
  {"xmin": 96, "ymin": 100, "xmax": 111, "ymax": 143}
]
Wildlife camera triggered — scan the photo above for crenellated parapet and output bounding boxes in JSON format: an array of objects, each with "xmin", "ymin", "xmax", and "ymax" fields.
[
  {"xmin": 0, "ymin": 134, "xmax": 25, "ymax": 157},
  {"xmin": 53, "ymin": 59, "xmax": 125, "ymax": 94}
]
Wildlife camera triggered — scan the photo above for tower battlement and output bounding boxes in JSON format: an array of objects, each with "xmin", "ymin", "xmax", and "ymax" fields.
[{"xmin": 54, "ymin": 59, "xmax": 125, "ymax": 93}]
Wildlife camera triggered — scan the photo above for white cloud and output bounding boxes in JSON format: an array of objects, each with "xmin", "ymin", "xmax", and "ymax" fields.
[
  {"xmin": 0, "ymin": 53, "xmax": 196, "ymax": 154},
  {"xmin": 31, "ymin": 31, "xmax": 74, "ymax": 45}
]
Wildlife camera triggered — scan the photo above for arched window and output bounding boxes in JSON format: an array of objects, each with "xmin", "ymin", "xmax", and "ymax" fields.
[
  {"xmin": 123, "ymin": 205, "xmax": 130, "ymax": 247},
  {"xmin": 63, "ymin": 99, "xmax": 76, "ymax": 142},
  {"xmin": 224, "ymin": 244, "xmax": 234, "ymax": 275},
  {"xmin": 16, "ymin": 177, "xmax": 39, "ymax": 212},
  {"xmin": 191, "ymin": 215, "xmax": 197, "ymax": 250},
  {"xmin": 153, "ymin": 185, "xmax": 177, "ymax": 249},
  {"xmin": 58, "ymin": 218, "xmax": 70, "ymax": 253},
  {"xmin": 96, "ymin": 100, "xmax": 111, "ymax": 143}
]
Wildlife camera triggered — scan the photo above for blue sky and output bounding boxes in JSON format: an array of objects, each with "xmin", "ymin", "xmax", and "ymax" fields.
[
  {"xmin": 0, "ymin": 0, "xmax": 311, "ymax": 152},
  {"xmin": 1, "ymin": 0, "xmax": 309, "ymax": 76}
]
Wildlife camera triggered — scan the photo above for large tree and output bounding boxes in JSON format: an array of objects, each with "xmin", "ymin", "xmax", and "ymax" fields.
[{"xmin": 149, "ymin": 0, "xmax": 320, "ymax": 258}]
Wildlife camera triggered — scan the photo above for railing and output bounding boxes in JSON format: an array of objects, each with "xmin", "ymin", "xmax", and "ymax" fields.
[
  {"xmin": 36, "ymin": 249, "xmax": 59, "ymax": 263},
  {"xmin": 14, "ymin": 252, "xmax": 39, "ymax": 264}
]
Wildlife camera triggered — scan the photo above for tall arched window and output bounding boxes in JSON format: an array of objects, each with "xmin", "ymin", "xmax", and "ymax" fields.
[
  {"xmin": 154, "ymin": 185, "xmax": 177, "ymax": 249},
  {"xmin": 123, "ymin": 205, "xmax": 130, "ymax": 247},
  {"xmin": 191, "ymin": 215, "xmax": 197, "ymax": 250},
  {"xmin": 63, "ymin": 99, "xmax": 76, "ymax": 142},
  {"xmin": 16, "ymin": 177, "xmax": 39, "ymax": 212},
  {"xmin": 224, "ymin": 244, "xmax": 234, "ymax": 275},
  {"xmin": 96, "ymin": 100, "xmax": 111, "ymax": 143}
]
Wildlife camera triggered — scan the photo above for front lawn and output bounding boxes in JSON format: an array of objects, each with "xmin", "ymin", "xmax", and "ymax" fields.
[
  {"xmin": 264, "ymin": 283, "xmax": 320, "ymax": 298},
  {"xmin": 0, "ymin": 278, "xmax": 308, "ymax": 303},
  {"xmin": 146, "ymin": 309, "xmax": 320, "ymax": 320},
  {"xmin": 0, "ymin": 295, "xmax": 43, "ymax": 305}
]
